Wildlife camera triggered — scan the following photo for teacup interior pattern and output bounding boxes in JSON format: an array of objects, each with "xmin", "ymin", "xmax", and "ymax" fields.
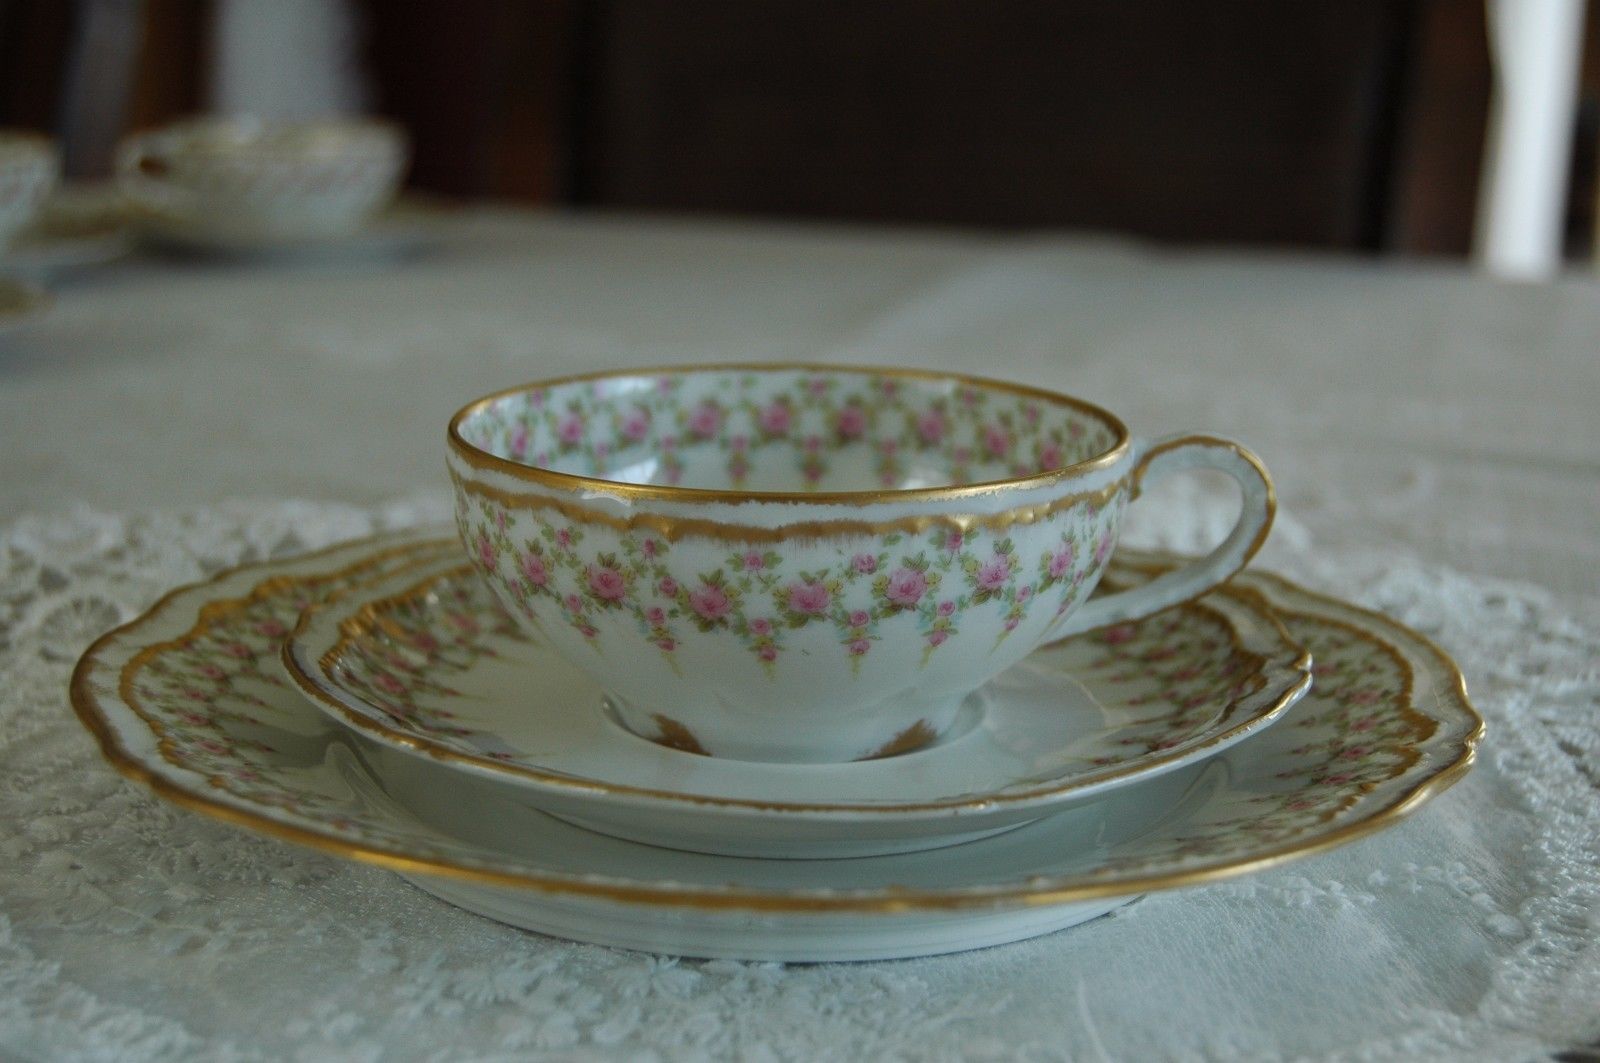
[{"xmin": 456, "ymin": 369, "xmax": 1122, "ymax": 492}]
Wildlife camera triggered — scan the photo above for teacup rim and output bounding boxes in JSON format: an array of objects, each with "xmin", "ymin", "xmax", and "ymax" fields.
[{"xmin": 448, "ymin": 362, "xmax": 1133, "ymax": 506}]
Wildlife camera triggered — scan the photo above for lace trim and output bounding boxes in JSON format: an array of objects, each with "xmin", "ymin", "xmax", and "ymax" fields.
[{"xmin": 1, "ymin": 500, "xmax": 1595, "ymax": 1061}]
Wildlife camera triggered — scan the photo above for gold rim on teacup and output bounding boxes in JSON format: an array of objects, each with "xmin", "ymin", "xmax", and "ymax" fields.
[{"xmin": 448, "ymin": 362, "xmax": 1134, "ymax": 506}]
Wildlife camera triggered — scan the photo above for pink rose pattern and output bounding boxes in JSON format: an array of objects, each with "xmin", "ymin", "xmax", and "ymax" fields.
[
  {"xmin": 117, "ymin": 551, "xmax": 535, "ymax": 810},
  {"xmin": 122, "ymin": 552, "xmax": 1443, "ymax": 868},
  {"xmin": 455, "ymin": 372, "xmax": 1121, "ymax": 492},
  {"xmin": 617, "ymin": 406, "xmax": 651, "ymax": 442},
  {"xmin": 460, "ymin": 486, "xmax": 1121, "ymax": 673}
]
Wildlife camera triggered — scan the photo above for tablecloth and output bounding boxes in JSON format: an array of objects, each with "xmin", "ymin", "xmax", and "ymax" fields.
[{"xmin": 1, "ymin": 209, "xmax": 1596, "ymax": 1061}]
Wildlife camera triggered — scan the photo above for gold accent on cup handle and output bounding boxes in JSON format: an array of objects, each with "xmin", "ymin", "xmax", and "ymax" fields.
[{"xmin": 1050, "ymin": 433, "xmax": 1276, "ymax": 637}]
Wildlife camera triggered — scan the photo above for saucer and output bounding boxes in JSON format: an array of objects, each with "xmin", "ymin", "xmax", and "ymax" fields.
[
  {"xmin": 137, "ymin": 205, "xmax": 432, "ymax": 263},
  {"xmin": 284, "ymin": 554, "xmax": 1311, "ymax": 857},
  {"xmin": 71, "ymin": 532, "xmax": 1481, "ymax": 961}
]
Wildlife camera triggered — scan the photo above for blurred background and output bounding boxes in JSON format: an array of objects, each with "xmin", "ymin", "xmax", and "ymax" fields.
[{"xmin": 3, "ymin": 0, "xmax": 1598, "ymax": 264}]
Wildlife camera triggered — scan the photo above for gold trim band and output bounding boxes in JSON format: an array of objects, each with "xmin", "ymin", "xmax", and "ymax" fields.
[{"xmin": 451, "ymin": 473, "xmax": 1129, "ymax": 543}]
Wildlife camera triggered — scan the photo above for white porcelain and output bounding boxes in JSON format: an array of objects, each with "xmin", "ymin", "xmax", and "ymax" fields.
[
  {"xmin": 284, "ymin": 551, "xmax": 1310, "ymax": 857},
  {"xmin": 0, "ymin": 132, "xmax": 58, "ymax": 249},
  {"xmin": 449, "ymin": 365, "xmax": 1277, "ymax": 762},
  {"xmin": 117, "ymin": 116, "xmax": 407, "ymax": 246},
  {"xmin": 367, "ymin": 742, "xmax": 1177, "ymax": 959},
  {"xmin": 70, "ymin": 533, "xmax": 1481, "ymax": 961}
]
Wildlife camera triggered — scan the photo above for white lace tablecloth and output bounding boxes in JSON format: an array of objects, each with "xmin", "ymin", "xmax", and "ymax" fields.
[{"xmin": 2, "ymin": 210, "xmax": 1597, "ymax": 1061}]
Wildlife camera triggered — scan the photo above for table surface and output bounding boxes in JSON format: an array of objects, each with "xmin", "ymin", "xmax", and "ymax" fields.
[
  {"xmin": 6, "ymin": 209, "xmax": 1597, "ymax": 607},
  {"xmin": 1, "ymin": 207, "xmax": 1596, "ymax": 1061}
]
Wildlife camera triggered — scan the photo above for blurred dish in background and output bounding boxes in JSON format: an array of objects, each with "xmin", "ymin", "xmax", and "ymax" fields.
[
  {"xmin": 135, "ymin": 201, "xmax": 435, "ymax": 264},
  {"xmin": 0, "ymin": 183, "xmax": 134, "ymax": 279},
  {"xmin": 0, "ymin": 133, "xmax": 60, "ymax": 251},
  {"xmin": 116, "ymin": 116, "xmax": 409, "ymax": 254}
]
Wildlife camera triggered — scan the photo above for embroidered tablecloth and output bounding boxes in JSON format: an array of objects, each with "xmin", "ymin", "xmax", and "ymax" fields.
[{"xmin": 1, "ymin": 211, "xmax": 1596, "ymax": 1061}]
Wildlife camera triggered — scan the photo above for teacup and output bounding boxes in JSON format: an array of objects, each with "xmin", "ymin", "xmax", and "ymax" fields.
[
  {"xmin": 0, "ymin": 133, "xmax": 59, "ymax": 249},
  {"xmin": 448, "ymin": 365, "xmax": 1275, "ymax": 763},
  {"xmin": 116, "ymin": 116, "xmax": 407, "ymax": 245}
]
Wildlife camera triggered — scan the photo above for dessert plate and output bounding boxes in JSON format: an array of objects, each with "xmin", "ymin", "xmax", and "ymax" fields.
[
  {"xmin": 70, "ymin": 533, "xmax": 1482, "ymax": 961},
  {"xmin": 284, "ymin": 555, "xmax": 1311, "ymax": 857}
]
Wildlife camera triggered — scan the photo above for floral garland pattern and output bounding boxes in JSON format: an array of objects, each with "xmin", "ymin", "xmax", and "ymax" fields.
[
  {"xmin": 1061, "ymin": 609, "xmax": 1264, "ymax": 768},
  {"xmin": 122, "ymin": 549, "xmax": 451, "ymax": 817},
  {"xmin": 456, "ymin": 370, "xmax": 1121, "ymax": 492},
  {"xmin": 1090, "ymin": 614, "xmax": 1430, "ymax": 871},
  {"xmin": 457, "ymin": 489, "xmax": 1117, "ymax": 676},
  {"xmin": 324, "ymin": 589, "xmax": 526, "ymax": 750}
]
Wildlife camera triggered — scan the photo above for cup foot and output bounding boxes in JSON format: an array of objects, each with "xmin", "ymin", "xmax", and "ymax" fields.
[{"xmin": 598, "ymin": 691, "xmax": 984, "ymax": 765}]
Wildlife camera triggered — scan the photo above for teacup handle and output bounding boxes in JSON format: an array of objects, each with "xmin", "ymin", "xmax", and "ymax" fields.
[
  {"xmin": 1051, "ymin": 433, "xmax": 1276, "ymax": 637},
  {"xmin": 115, "ymin": 135, "xmax": 191, "ymax": 218}
]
